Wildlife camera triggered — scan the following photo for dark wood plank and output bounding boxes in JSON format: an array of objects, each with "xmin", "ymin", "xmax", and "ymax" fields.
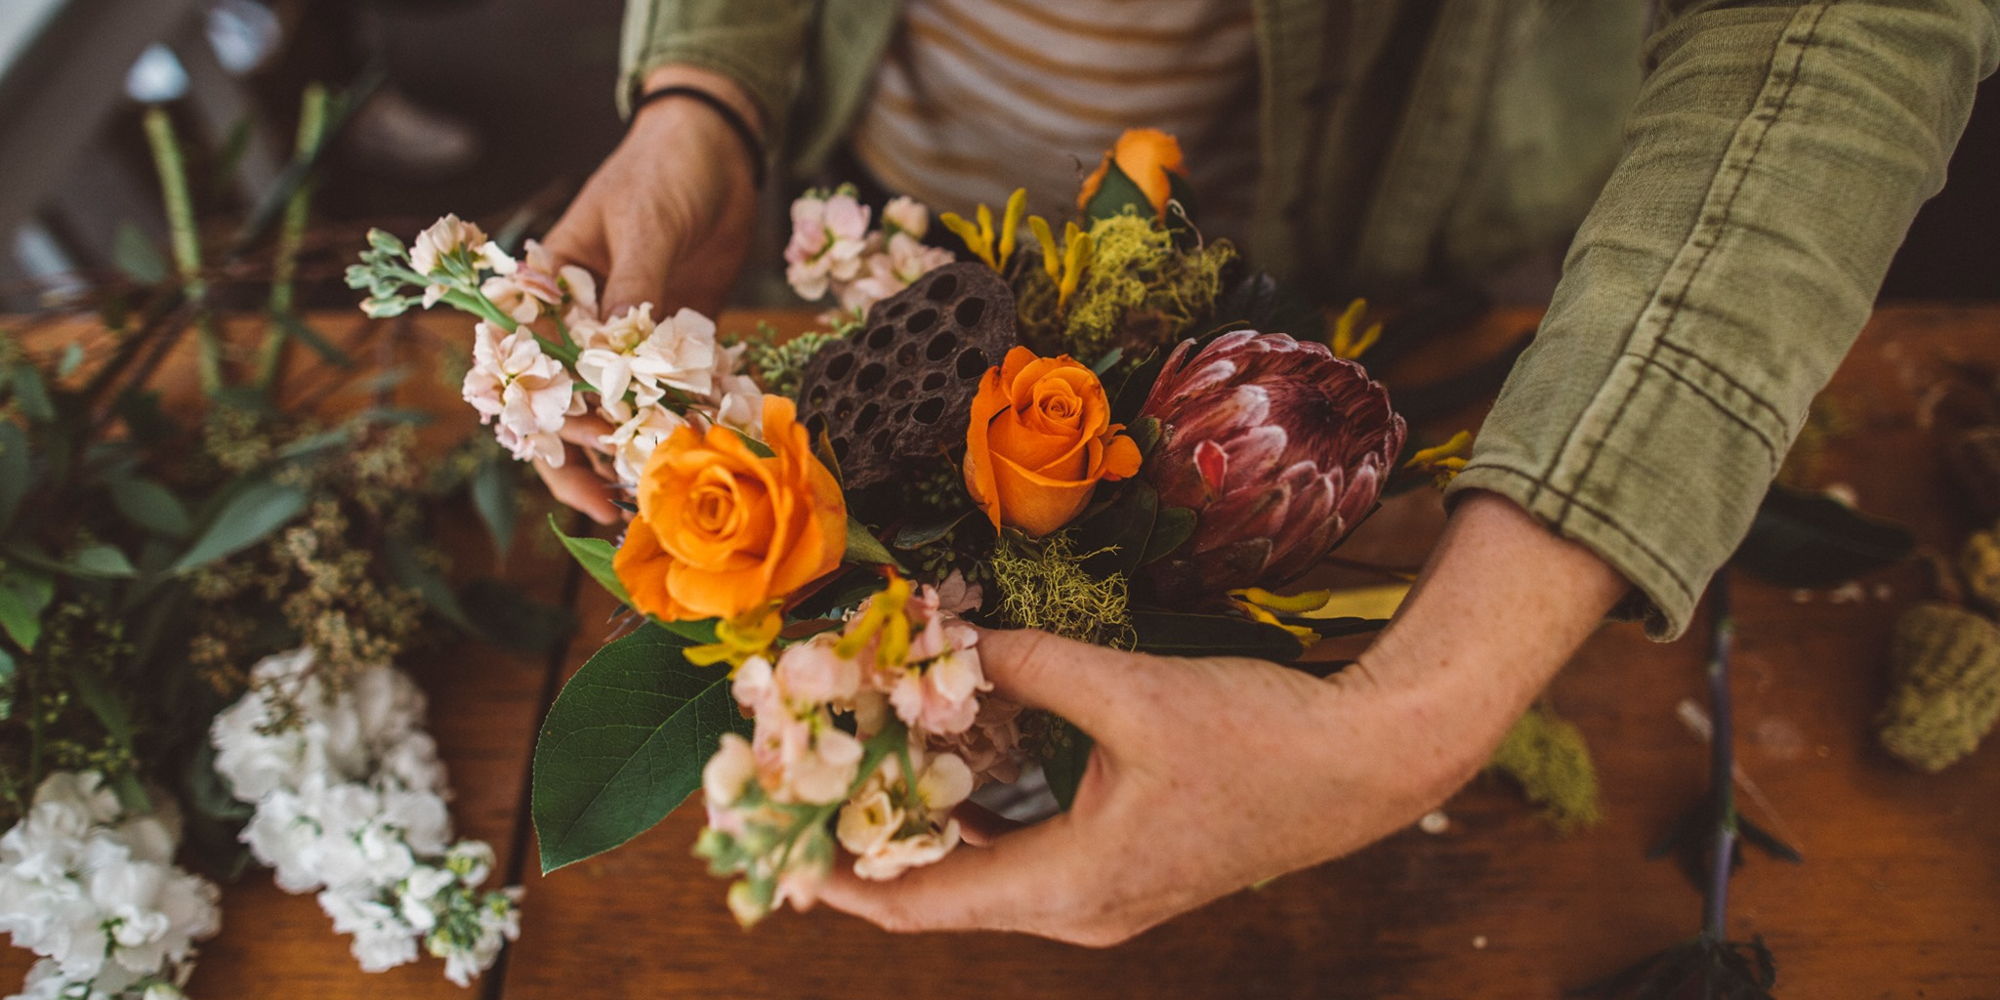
[{"xmin": 494, "ymin": 305, "xmax": 2000, "ymax": 1000}]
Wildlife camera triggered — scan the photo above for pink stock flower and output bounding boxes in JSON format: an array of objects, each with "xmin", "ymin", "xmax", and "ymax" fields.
[
  {"xmin": 881, "ymin": 196, "xmax": 930, "ymax": 238},
  {"xmin": 462, "ymin": 322, "xmax": 578, "ymax": 465},
  {"xmin": 783, "ymin": 190, "xmax": 874, "ymax": 302},
  {"xmin": 1139, "ymin": 329, "xmax": 1406, "ymax": 601},
  {"xmin": 479, "ymin": 239, "xmax": 565, "ymax": 324}
]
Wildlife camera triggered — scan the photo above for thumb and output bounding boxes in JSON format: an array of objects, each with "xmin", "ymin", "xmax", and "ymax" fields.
[{"xmin": 972, "ymin": 629, "xmax": 1158, "ymax": 748}]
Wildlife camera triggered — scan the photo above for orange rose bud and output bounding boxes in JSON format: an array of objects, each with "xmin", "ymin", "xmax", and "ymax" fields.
[
  {"xmin": 962, "ymin": 346, "xmax": 1143, "ymax": 537},
  {"xmin": 614, "ymin": 395, "xmax": 847, "ymax": 621},
  {"xmin": 1076, "ymin": 128, "xmax": 1187, "ymax": 219}
]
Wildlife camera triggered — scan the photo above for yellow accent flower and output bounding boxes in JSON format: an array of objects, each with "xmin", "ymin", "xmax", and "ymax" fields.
[
  {"xmin": 1330, "ymin": 298, "xmax": 1383, "ymax": 360},
  {"xmin": 1405, "ymin": 429, "xmax": 1473, "ymax": 488},
  {"xmin": 686, "ymin": 603, "xmax": 785, "ymax": 672},
  {"xmin": 939, "ymin": 188, "xmax": 1027, "ymax": 272},
  {"xmin": 1028, "ymin": 216, "xmax": 1093, "ymax": 311},
  {"xmin": 1228, "ymin": 587, "xmax": 1335, "ymax": 646},
  {"xmin": 836, "ymin": 573, "xmax": 914, "ymax": 666}
]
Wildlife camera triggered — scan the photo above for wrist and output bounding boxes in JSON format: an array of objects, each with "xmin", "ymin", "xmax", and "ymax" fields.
[{"xmin": 637, "ymin": 64, "xmax": 764, "ymax": 138}]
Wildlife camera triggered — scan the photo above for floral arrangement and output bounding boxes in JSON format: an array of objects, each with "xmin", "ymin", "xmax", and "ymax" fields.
[
  {"xmin": 0, "ymin": 95, "xmax": 542, "ymax": 994},
  {"xmin": 354, "ymin": 128, "xmax": 1461, "ymax": 925}
]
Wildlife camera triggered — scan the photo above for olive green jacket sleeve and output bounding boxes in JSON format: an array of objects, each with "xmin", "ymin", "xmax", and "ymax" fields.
[
  {"xmin": 616, "ymin": 0, "xmax": 811, "ymax": 129},
  {"xmin": 1447, "ymin": 0, "xmax": 2000, "ymax": 639}
]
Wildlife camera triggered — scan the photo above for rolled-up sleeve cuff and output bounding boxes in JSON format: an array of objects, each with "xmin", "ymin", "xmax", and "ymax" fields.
[{"xmin": 616, "ymin": 2, "xmax": 808, "ymax": 130}]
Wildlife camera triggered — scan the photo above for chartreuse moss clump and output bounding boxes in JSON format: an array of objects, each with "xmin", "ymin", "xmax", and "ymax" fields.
[
  {"xmin": 1488, "ymin": 704, "xmax": 1603, "ymax": 831},
  {"xmin": 1014, "ymin": 213, "xmax": 1234, "ymax": 364},
  {"xmin": 1878, "ymin": 601, "xmax": 2000, "ymax": 772},
  {"xmin": 991, "ymin": 532, "xmax": 1134, "ymax": 649},
  {"xmin": 1958, "ymin": 522, "xmax": 2000, "ymax": 610}
]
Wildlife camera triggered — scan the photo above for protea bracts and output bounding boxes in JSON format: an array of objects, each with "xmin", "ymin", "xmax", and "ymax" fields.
[{"xmin": 1139, "ymin": 330, "xmax": 1406, "ymax": 601}]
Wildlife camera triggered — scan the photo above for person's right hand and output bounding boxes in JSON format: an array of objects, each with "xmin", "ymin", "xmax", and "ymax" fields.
[{"xmin": 537, "ymin": 64, "xmax": 764, "ymax": 524}]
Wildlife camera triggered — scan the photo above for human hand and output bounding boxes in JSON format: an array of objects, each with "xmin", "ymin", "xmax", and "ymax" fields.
[
  {"xmin": 820, "ymin": 492, "xmax": 1629, "ymax": 945},
  {"xmin": 534, "ymin": 64, "xmax": 763, "ymax": 524}
]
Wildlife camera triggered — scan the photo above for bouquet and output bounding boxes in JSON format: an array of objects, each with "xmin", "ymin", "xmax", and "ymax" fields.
[{"xmin": 352, "ymin": 128, "xmax": 1452, "ymax": 926}]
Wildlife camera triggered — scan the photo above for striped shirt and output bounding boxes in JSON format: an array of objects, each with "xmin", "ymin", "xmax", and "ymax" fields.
[{"xmin": 850, "ymin": 0, "xmax": 1261, "ymax": 243}]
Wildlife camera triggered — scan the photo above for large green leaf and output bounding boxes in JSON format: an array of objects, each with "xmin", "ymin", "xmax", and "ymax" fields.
[
  {"xmin": 1730, "ymin": 483, "xmax": 1914, "ymax": 588},
  {"xmin": 549, "ymin": 515, "xmax": 632, "ymax": 606},
  {"xmin": 0, "ymin": 569, "xmax": 54, "ymax": 651},
  {"xmin": 533, "ymin": 624, "xmax": 750, "ymax": 872},
  {"xmin": 170, "ymin": 480, "xmax": 309, "ymax": 573}
]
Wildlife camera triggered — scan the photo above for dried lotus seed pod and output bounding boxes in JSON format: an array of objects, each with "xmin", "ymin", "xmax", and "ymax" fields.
[
  {"xmin": 794, "ymin": 263, "xmax": 1018, "ymax": 490},
  {"xmin": 1877, "ymin": 601, "xmax": 2000, "ymax": 772}
]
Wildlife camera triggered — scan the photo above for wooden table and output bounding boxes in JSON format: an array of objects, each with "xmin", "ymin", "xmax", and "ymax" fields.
[{"xmin": 6, "ymin": 305, "xmax": 1998, "ymax": 999}]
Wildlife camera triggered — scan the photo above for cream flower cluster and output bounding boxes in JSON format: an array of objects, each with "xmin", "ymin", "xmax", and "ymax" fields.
[
  {"xmin": 696, "ymin": 574, "xmax": 1022, "ymax": 925},
  {"xmin": 783, "ymin": 190, "xmax": 953, "ymax": 316},
  {"xmin": 209, "ymin": 648, "xmax": 519, "ymax": 987},
  {"xmin": 373, "ymin": 216, "xmax": 762, "ymax": 484},
  {"xmin": 0, "ymin": 772, "xmax": 220, "ymax": 1000}
]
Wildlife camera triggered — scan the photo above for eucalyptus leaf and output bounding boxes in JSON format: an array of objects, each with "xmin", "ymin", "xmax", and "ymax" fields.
[
  {"xmin": 470, "ymin": 455, "xmax": 519, "ymax": 558},
  {"xmin": 1730, "ymin": 483, "xmax": 1914, "ymax": 588},
  {"xmin": 844, "ymin": 518, "xmax": 905, "ymax": 569},
  {"xmin": 110, "ymin": 478, "xmax": 193, "ymax": 539},
  {"xmin": 386, "ymin": 540, "xmax": 477, "ymax": 633},
  {"xmin": 70, "ymin": 544, "xmax": 137, "ymax": 579},
  {"xmin": 56, "ymin": 344, "xmax": 84, "ymax": 379},
  {"xmin": 549, "ymin": 515, "xmax": 632, "ymax": 606},
  {"xmin": 0, "ymin": 569, "xmax": 54, "ymax": 651},
  {"xmin": 170, "ymin": 480, "xmax": 309, "ymax": 574},
  {"xmin": 892, "ymin": 511, "xmax": 970, "ymax": 550},
  {"xmin": 112, "ymin": 224, "xmax": 168, "ymax": 284},
  {"xmin": 533, "ymin": 624, "xmax": 750, "ymax": 872},
  {"xmin": 271, "ymin": 312, "xmax": 355, "ymax": 369}
]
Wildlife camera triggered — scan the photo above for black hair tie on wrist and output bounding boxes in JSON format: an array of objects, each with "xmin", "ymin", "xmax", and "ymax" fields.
[{"xmin": 632, "ymin": 85, "xmax": 768, "ymax": 189}]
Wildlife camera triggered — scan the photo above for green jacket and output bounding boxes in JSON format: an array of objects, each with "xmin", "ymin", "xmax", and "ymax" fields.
[{"xmin": 622, "ymin": 0, "xmax": 2000, "ymax": 639}]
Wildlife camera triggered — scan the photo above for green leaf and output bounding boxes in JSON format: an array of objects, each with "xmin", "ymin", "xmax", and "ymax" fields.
[
  {"xmin": 549, "ymin": 515, "xmax": 632, "ymax": 606},
  {"xmin": 470, "ymin": 456, "xmax": 519, "ymax": 558},
  {"xmin": 1042, "ymin": 718, "xmax": 1092, "ymax": 811},
  {"xmin": 1075, "ymin": 481, "xmax": 1157, "ymax": 579},
  {"xmin": 170, "ymin": 480, "xmax": 309, "ymax": 574},
  {"xmin": 55, "ymin": 344, "xmax": 84, "ymax": 379},
  {"xmin": 1127, "ymin": 416, "xmax": 1162, "ymax": 459},
  {"xmin": 844, "ymin": 518, "xmax": 905, "ymax": 569},
  {"xmin": 1730, "ymin": 483, "xmax": 1915, "ymax": 588},
  {"xmin": 386, "ymin": 540, "xmax": 477, "ymax": 633},
  {"xmin": 1129, "ymin": 609, "xmax": 1302, "ymax": 662},
  {"xmin": 271, "ymin": 312, "xmax": 356, "ymax": 369},
  {"xmin": 891, "ymin": 511, "xmax": 970, "ymax": 550},
  {"xmin": 110, "ymin": 478, "xmax": 193, "ymax": 539},
  {"xmin": 112, "ymin": 223, "xmax": 168, "ymax": 284},
  {"xmin": 70, "ymin": 544, "xmax": 137, "ymax": 578},
  {"xmin": 459, "ymin": 578, "xmax": 575, "ymax": 655},
  {"xmin": 0, "ymin": 422, "xmax": 29, "ymax": 532},
  {"xmin": 533, "ymin": 624, "xmax": 751, "ymax": 872},
  {"xmin": 0, "ymin": 569, "xmax": 54, "ymax": 651},
  {"xmin": 1142, "ymin": 507, "xmax": 1195, "ymax": 565},
  {"xmin": 11, "ymin": 368, "xmax": 54, "ymax": 423},
  {"xmin": 1084, "ymin": 160, "xmax": 1151, "ymax": 222}
]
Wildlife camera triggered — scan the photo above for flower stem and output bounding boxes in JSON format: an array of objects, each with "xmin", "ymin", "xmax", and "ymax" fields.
[
  {"xmin": 142, "ymin": 107, "xmax": 221, "ymax": 394},
  {"xmin": 259, "ymin": 83, "xmax": 330, "ymax": 393},
  {"xmin": 1702, "ymin": 571, "xmax": 1737, "ymax": 942}
]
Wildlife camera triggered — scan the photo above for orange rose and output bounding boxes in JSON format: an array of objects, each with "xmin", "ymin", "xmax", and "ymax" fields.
[
  {"xmin": 963, "ymin": 346, "xmax": 1142, "ymax": 537},
  {"xmin": 614, "ymin": 396, "xmax": 846, "ymax": 621},
  {"xmin": 1076, "ymin": 128, "xmax": 1187, "ymax": 219}
]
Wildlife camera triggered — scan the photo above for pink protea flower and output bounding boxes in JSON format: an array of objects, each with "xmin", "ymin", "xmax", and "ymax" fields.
[{"xmin": 1138, "ymin": 329, "xmax": 1406, "ymax": 601}]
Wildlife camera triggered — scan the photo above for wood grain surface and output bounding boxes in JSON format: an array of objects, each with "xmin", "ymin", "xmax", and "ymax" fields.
[{"xmin": 7, "ymin": 306, "xmax": 1999, "ymax": 999}]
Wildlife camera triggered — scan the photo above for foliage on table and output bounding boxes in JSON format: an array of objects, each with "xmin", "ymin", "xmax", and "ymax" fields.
[{"xmin": 0, "ymin": 85, "xmax": 553, "ymax": 995}]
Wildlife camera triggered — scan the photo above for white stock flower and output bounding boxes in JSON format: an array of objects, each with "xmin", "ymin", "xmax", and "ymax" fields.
[{"xmin": 599, "ymin": 404, "xmax": 687, "ymax": 485}]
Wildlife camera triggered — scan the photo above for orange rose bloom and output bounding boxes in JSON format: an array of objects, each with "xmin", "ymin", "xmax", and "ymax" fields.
[
  {"xmin": 1076, "ymin": 128, "xmax": 1187, "ymax": 219},
  {"xmin": 614, "ymin": 396, "xmax": 847, "ymax": 621},
  {"xmin": 963, "ymin": 346, "xmax": 1143, "ymax": 537}
]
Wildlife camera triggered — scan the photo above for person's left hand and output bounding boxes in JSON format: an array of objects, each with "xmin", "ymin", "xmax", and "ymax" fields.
[{"xmin": 818, "ymin": 492, "xmax": 1628, "ymax": 945}]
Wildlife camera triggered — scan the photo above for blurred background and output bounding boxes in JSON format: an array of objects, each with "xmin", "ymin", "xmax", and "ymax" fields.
[{"xmin": 0, "ymin": 0, "xmax": 1993, "ymax": 313}]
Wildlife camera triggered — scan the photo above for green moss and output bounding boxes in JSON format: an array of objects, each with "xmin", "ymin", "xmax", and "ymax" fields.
[
  {"xmin": 1015, "ymin": 213, "xmax": 1235, "ymax": 364},
  {"xmin": 991, "ymin": 532, "xmax": 1134, "ymax": 648},
  {"xmin": 742, "ymin": 326, "xmax": 841, "ymax": 399},
  {"xmin": 1878, "ymin": 601, "xmax": 2000, "ymax": 772},
  {"xmin": 1489, "ymin": 704, "xmax": 1603, "ymax": 831}
]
